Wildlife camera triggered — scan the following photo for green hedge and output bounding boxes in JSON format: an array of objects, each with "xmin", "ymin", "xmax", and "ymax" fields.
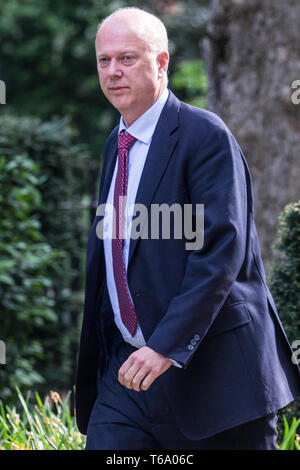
[
  {"xmin": 269, "ymin": 201, "xmax": 300, "ymax": 344},
  {"xmin": 269, "ymin": 200, "xmax": 300, "ymax": 433},
  {"xmin": 0, "ymin": 115, "xmax": 91, "ymax": 404},
  {"xmin": 0, "ymin": 151, "xmax": 61, "ymax": 400}
]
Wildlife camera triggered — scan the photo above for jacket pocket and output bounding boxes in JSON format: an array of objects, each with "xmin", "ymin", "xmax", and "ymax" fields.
[{"xmin": 206, "ymin": 302, "xmax": 251, "ymax": 338}]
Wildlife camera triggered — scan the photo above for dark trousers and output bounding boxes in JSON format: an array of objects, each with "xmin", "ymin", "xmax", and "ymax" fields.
[{"xmin": 85, "ymin": 340, "xmax": 278, "ymax": 450}]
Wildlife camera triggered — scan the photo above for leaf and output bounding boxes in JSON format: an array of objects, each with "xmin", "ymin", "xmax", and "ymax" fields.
[{"xmin": 279, "ymin": 416, "xmax": 300, "ymax": 450}]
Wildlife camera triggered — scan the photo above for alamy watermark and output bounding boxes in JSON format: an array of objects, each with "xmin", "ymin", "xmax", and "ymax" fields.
[
  {"xmin": 96, "ymin": 199, "xmax": 205, "ymax": 250},
  {"xmin": 0, "ymin": 80, "xmax": 6, "ymax": 104},
  {"xmin": 291, "ymin": 80, "xmax": 300, "ymax": 105},
  {"xmin": 291, "ymin": 339, "xmax": 300, "ymax": 365},
  {"xmin": 0, "ymin": 340, "xmax": 6, "ymax": 365}
]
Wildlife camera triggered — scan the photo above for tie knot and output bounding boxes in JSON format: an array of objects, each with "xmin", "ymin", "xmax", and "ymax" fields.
[{"xmin": 118, "ymin": 131, "xmax": 136, "ymax": 150}]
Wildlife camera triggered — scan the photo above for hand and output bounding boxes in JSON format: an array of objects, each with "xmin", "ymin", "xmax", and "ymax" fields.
[{"xmin": 118, "ymin": 346, "xmax": 172, "ymax": 392}]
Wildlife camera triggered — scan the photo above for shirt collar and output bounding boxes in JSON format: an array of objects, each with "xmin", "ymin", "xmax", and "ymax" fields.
[{"xmin": 118, "ymin": 88, "xmax": 169, "ymax": 144}]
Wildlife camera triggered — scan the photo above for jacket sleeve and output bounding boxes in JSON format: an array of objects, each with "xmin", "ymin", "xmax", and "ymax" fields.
[{"xmin": 146, "ymin": 119, "xmax": 248, "ymax": 368}]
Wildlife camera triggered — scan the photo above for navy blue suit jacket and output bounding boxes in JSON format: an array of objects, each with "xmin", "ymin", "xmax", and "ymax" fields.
[{"xmin": 75, "ymin": 91, "xmax": 300, "ymax": 439}]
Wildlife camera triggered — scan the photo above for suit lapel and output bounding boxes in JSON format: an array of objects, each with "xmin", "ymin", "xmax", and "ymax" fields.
[
  {"xmin": 98, "ymin": 128, "xmax": 118, "ymax": 206},
  {"xmin": 127, "ymin": 91, "xmax": 180, "ymax": 266}
]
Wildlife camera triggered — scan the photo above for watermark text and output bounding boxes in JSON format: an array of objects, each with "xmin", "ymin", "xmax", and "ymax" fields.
[
  {"xmin": 0, "ymin": 80, "xmax": 6, "ymax": 104},
  {"xmin": 291, "ymin": 339, "xmax": 300, "ymax": 365},
  {"xmin": 0, "ymin": 340, "xmax": 6, "ymax": 365},
  {"xmin": 291, "ymin": 80, "xmax": 300, "ymax": 105},
  {"xmin": 96, "ymin": 200, "xmax": 204, "ymax": 251}
]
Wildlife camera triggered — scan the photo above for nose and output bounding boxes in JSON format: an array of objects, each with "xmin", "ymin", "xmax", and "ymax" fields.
[{"xmin": 106, "ymin": 58, "xmax": 123, "ymax": 79}]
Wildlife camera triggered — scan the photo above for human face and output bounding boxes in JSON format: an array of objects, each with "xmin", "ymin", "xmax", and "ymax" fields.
[{"xmin": 95, "ymin": 19, "xmax": 168, "ymax": 126}]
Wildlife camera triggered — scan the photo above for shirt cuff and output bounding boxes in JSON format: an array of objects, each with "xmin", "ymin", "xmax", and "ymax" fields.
[{"xmin": 169, "ymin": 358, "xmax": 183, "ymax": 368}]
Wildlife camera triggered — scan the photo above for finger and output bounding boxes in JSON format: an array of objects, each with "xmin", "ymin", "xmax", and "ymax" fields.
[
  {"xmin": 118, "ymin": 357, "xmax": 134, "ymax": 386},
  {"xmin": 130, "ymin": 367, "xmax": 150, "ymax": 392},
  {"xmin": 140, "ymin": 371, "xmax": 156, "ymax": 391},
  {"xmin": 139, "ymin": 360, "xmax": 172, "ymax": 391},
  {"xmin": 121, "ymin": 362, "xmax": 141, "ymax": 389}
]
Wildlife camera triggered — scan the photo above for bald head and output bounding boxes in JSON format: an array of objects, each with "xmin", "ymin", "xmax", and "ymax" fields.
[{"xmin": 97, "ymin": 7, "xmax": 169, "ymax": 55}]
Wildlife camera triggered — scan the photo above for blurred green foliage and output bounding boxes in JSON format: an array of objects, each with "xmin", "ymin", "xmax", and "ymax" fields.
[
  {"xmin": 0, "ymin": 388, "xmax": 86, "ymax": 449},
  {"xmin": 0, "ymin": 0, "xmax": 119, "ymax": 158},
  {"xmin": 269, "ymin": 201, "xmax": 300, "ymax": 347},
  {"xmin": 0, "ymin": 0, "xmax": 210, "ymax": 160},
  {"xmin": 171, "ymin": 59, "xmax": 208, "ymax": 108},
  {"xmin": 277, "ymin": 416, "xmax": 300, "ymax": 450},
  {"xmin": 269, "ymin": 200, "xmax": 300, "ymax": 436},
  {"xmin": 0, "ymin": 147, "xmax": 60, "ymax": 399},
  {"xmin": 0, "ymin": 115, "xmax": 91, "ymax": 404}
]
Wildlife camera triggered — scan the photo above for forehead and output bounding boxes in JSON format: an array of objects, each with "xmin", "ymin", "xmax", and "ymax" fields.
[{"xmin": 96, "ymin": 20, "xmax": 149, "ymax": 55}]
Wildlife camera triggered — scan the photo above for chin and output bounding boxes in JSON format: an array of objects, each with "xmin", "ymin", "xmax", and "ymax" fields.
[{"xmin": 111, "ymin": 97, "xmax": 132, "ymax": 113}]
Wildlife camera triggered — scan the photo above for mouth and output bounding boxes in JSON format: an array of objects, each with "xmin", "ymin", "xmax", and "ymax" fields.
[{"xmin": 109, "ymin": 86, "xmax": 129, "ymax": 94}]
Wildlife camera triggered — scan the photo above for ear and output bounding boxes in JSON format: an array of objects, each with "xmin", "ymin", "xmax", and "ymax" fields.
[{"xmin": 157, "ymin": 51, "xmax": 169, "ymax": 78}]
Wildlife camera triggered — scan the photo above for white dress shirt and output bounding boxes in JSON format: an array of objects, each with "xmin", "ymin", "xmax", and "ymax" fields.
[{"xmin": 102, "ymin": 88, "xmax": 181, "ymax": 367}]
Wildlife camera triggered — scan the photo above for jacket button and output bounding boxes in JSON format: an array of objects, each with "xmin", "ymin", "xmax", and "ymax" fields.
[
  {"xmin": 194, "ymin": 334, "xmax": 200, "ymax": 341},
  {"xmin": 190, "ymin": 339, "xmax": 197, "ymax": 345},
  {"xmin": 188, "ymin": 344, "xmax": 194, "ymax": 351}
]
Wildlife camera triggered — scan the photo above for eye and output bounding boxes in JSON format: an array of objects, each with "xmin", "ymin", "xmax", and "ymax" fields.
[
  {"xmin": 98, "ymin": 57, "xmax": 110, "ymax": 67},
  {"xmin": 120, "ymin": 55, "xmax": 135, "ymax": 65}
]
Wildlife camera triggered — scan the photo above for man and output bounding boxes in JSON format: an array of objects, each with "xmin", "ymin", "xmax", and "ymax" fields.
[{"xmin": 75, "ymin": 7, "xmax": 300, "ymax": 450}]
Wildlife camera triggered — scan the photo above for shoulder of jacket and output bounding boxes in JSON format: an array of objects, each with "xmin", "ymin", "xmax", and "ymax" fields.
[
  {"xmin": 178, "ymin": 101, "xmax": 239, "ymax": 149},
  {"xmin": 179, "ymin": 101, "xmax": 228, "ymax": 132},
  {"xmin": 103, "ymin": 125, "xmax": 119, "ymax": 152}
]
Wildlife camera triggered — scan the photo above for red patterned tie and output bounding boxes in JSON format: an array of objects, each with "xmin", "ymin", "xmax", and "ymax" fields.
[{"xmin": 112, "ymin": 131, "xmax": 138, "ymax": 336}]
